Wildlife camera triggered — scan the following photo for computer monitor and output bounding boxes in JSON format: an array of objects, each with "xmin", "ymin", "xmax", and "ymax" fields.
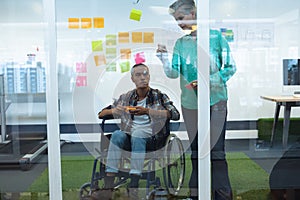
[
  {"xmin": 283, "ymin": 58, "xmax": 300, "ymax": 95},
  {"xmin": 283, "ymin": 59, "xmax": 300, "ymax": 85}
]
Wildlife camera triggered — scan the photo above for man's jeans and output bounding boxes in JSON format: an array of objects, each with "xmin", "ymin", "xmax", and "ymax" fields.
[{"xmin": 105, "ymin": 128, "xmax": 151, "ymax": 176}]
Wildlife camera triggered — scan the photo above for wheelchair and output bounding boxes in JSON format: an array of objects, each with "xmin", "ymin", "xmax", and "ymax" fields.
[{"xmin": 79, "ymin": 108, "xmax": 186, "ymax": 200}]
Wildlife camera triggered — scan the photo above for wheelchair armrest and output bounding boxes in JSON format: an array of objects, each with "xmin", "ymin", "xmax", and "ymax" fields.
[
  {"xmin": 98, "ymin": 105, "xmax": 115, "ymax": 120},
  {"xmin": 99, "ymin": 114, "xmax": 115, "ymax": 120}
]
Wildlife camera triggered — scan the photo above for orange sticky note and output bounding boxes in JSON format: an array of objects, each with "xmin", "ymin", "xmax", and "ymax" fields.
[
  {"xmin": 94, "ymin": 54, "xmax": 106, "ymax": 66},
  {"xmin": 143, "ymin": 32, "xmax": 154, "ymax": 43},
  {"xmin": 120, "ymin": 49, "xmax": 131, "ymax": 59},
  {"xmin": 118, "ymin": 32, "xmax": 130, "ymax": 43},
  {"xmin": 81, "ymin": 18, "xmax": 92, "ymax": 29},
  {"xmin": 68, "ymin": 18, "xmax": 80, "ymax": 29},
  {"xmin": 93, "ymin": 17, "xmax": 104, "ymax": 28},
  {"xmin": 132, "ymin": 32, "xmax": 143, "ymax": 43}
]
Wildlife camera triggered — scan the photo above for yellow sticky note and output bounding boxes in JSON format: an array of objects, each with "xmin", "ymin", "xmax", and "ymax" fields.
[
  {"xmin": 81, "ymin": 18, "xmax": 92, "ymax": 29},
  {"xmin": 132, "ymin": 32, "xmax": 143, "ymax": 43},
  {"xmin": 120, "ymin": 61, "xmax": 131, "ymax": 73},
  {"xmin": 106, "ymin": 35, "xmax": 117, "ymax": 46},
  {"xmin": 68, "ymin": 18, "xmax": 80, "ymax": 29},
  {"xmin": 120, "ymin": 49, "xmax": 131, "ymax": 59},
  {"xmin": 118, "ymin": 32, "xmax": 130, "ymax": 43},
  {"xmin": 91, "ymin": 40, "xmax": 103, "ymax": 52},
  {"xmin": 143, "ymin": 32, "xmax": 154, "ymax": 43},
  {"xmin": 93, "ymin": 17, "xmax": 104, "ymax": 28},
  {"xmin": 94, "ymin": 54, "xmax": 106, "ymax": 66},
  {"xmin": 129, "ymin": 9, "xmax": 142, "ymax": 21}
]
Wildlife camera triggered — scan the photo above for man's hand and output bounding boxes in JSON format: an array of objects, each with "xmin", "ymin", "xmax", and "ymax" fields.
[
  {"xmin": 127, "ymin": 106, "xmax": 149, "ymax": 115},
  {"xmin": 112, "ymin": 105, "xmax": 126, "ymax": 116}
]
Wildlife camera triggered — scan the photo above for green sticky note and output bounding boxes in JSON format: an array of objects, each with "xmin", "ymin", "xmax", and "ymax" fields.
[
  {"xmin": 106, "ymin": 48, "xmax": 117, "ymax": 56},
  {"xmin": 106, "ymin": 34, "xmax": 117, "ymax": 46},
  {"xmin": 106, "ymin": 62, "xmax": 117, "ymax": 72},
  {"xmin": 120, "ymin": 61, "xmax": 130, "ymax": 73},
  {"xmin": 92, "ymin": 40, "xmax": 103, "ymax": 52},
  {"xmin": 129, "ymin": 9, "xmax": 142, "ymax": 21}
]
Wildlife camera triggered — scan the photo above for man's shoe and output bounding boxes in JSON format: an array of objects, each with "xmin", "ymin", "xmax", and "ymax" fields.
[
  {"xmin": 91, "ymin": 188, "xmax": 113, "ymax": 200},
  {"xmin": 189, "ymin": 188, "xmax": 198, "ymax": 200}
]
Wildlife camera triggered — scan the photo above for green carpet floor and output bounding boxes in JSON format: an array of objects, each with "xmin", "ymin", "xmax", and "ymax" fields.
[{"xmin": 22, "ymin": 152, "xmax": 271, "ymax": 200}]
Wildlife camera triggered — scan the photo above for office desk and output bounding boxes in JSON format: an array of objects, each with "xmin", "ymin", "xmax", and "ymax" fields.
[{"xmin": 261, "ymin": 95, "xmax": 300, "ymax": 149}]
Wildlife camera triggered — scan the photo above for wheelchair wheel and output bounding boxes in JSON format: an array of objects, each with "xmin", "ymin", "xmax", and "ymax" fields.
[
  {"xmin": 79, "ymin": 183, "xmax": 92, "ymax": 200},
  {"xmin": 162, "ymin": 134, "xmax": 185, "ymax": 196}
]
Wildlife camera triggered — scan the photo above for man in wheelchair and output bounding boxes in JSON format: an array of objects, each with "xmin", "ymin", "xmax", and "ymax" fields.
[{"xmin": 97, "ymin": 63, "xmax": 180, "ymax": 199}]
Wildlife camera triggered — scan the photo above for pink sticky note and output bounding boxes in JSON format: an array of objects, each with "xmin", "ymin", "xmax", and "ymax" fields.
[
  {"xmin": 134, "ymin": 52, "xmax": 145, "ymax": 64},
  {"xmin": 76, "ymin": 62, "xmax": 87, "ymax": 73},
  {"xmin": 76, "ymin": 76, "xmax": 87, "ymax": 87}
]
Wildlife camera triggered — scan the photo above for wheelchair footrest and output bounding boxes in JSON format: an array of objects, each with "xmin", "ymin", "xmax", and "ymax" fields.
[{"xmin": 113, "ymin": 177, "xmax": 128, "ymax": 189}]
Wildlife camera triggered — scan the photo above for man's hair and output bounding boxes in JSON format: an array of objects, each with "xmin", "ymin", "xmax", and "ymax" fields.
[
  {"xmin": 169, "ymin": 0, "xmax": 196, "ymax": 16},
  {"xmin": 130, "ymin": 63, "xmax": 149, "ymax": 76}
]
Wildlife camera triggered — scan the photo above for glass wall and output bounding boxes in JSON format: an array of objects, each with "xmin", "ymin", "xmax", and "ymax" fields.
[
  {"xmin": 0, "ymin": 0, "xmax": 50, "ymax": 199},
  {"xmin": 209, "ymin": 0, "xmax": 300, "ymax": 200},
  {"xmin": 1, "ymin": 0, "xmax": 300, "ymax": 199},
  {"xmin": 55, "ymin": 0, "xmax": 190, "ymax": 199}
]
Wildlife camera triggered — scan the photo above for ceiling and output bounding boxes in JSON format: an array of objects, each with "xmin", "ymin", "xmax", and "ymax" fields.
[{"xmin": 0, "ymin": 0, "xmax": 299, "ymax": 23}]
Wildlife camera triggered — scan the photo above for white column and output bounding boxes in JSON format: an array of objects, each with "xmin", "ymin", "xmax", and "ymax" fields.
[
  {"xmin": 197, "ymin": 0, "xmax": 210, "ymax": 199},
  {"xmin": 43, "ymin": 0, "xmax": 62, "ymax": 199}
]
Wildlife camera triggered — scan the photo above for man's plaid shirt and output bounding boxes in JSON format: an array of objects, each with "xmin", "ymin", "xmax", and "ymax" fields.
[{"xmin": 112, "ymin": 88, "xmax": 180, "ymax": 136}]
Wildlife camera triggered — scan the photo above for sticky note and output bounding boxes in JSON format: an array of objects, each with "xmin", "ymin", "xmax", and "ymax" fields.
[
  {"xmin": 106, "ymin": 48, "xmax": 117, "ymax": 60},
  {"xmin": 94, "ymin": 54, "xmax": 106, "ymax": 66},
  {"xmin": 118, "ymin": 32, "xmax": 130, "ymax": 43},
  {"xmin": 106, "ymin": 35, "xmax": 117, "ymax": 46},
  {"xmin": 143, "ymin": 32, "xmax": 154, "ymax": 43},
  {"xmin": 120, "ymin": 49, "xmax": 131, "ymax": 59},
  {"xmin": 132, "ymin": 32, "xmax": 143, "ymax": 43},
  {"xmin": 68, "ymin": 18, "xmax": 80, "ymax": 29},
  {"xmin": 76, "ymin": 62, "xmax": 87, "ymax": 73},
  {"xmin": 106, "ymin": 62, "xmax": 117, "ymax": 72},
  {"xmin": 93, "ymin": 17, "xmax": 104, "ymax": 28},
  {"xmin": 120, "ymin": 61, "xmax": 131, "ymax": 73},
  {"xmin": 76, "ymin": 76, "xmax": 87, "ymax": 87},
  {"xmin": 81, "ymin": 18, "xmax": 92, "ymax": 29},
  {"xmin": 91, "ymin": 40, "xmax": 103, "ymax": 52},
  {"xmin": 106, "ymin": 48, "xmax": 117, "ymax": 56},
  {"xmin": 134, "ymin": 52, "xmax": 145, "ymax": 64},
  {"xmin": 129, "ymin": 9, "xmax": 142, "ymax": 21}
]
